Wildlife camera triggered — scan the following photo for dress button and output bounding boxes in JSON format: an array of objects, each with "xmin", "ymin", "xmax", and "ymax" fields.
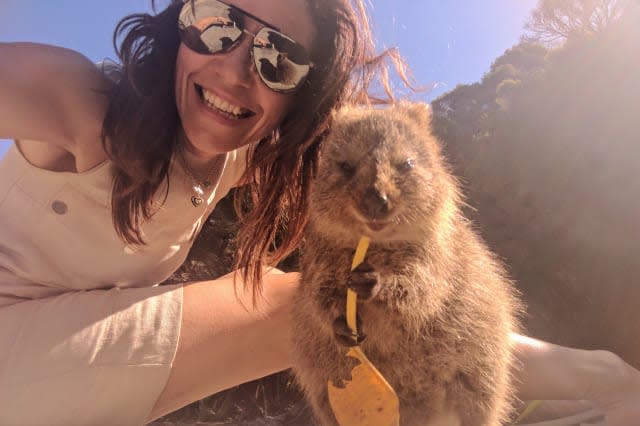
[{"xmin": 51, "ymin": 200, "xmax": 68, "ymax": 215}]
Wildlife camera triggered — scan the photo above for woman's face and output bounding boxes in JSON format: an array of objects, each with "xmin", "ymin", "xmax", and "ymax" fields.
[{"xmin": 175, "ymin": 0, "xmax": 316, "ymax": 159}]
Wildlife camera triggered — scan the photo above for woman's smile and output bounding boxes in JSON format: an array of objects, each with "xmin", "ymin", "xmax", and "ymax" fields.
[{"xmin": 194, "ymin": 83, "xmax": 255, "ymax": 119}]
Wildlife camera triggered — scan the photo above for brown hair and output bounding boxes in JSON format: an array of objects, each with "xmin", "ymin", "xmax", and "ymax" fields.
[{"xmin": 102, "ymin": 0, "xmax": 407, "ymax": 298}]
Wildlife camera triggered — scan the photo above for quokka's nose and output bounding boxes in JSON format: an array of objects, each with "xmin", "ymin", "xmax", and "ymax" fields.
[{"xmin": 361, "ymin": 187, "xmax": 390, "ymax": 219}]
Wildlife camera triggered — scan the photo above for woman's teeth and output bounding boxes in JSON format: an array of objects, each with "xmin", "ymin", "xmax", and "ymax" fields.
[{"xmin": 197, "ymin": 85, "xmax": 252, "ymax": 119}]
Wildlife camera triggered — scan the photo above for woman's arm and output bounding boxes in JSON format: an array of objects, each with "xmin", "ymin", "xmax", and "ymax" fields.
[
  {"xmin": 148, "ymin": 273, "xmax": 640, "ymax": 424},
  {"xmin": 512, "ymin": 333, "xmax": 640, "ymax": 424},
  {"xmin": 148, "ymin": 269, "xmax": 298, "ymax": 422},
  {"xmin": 0, "ymin": 42, "xmax": 109, "ymax": 164}
]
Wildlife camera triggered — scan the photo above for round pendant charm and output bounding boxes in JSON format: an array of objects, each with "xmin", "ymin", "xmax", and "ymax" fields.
[{"xmin": 191, "ymin": 195, "xmax": 203, "ymax": 207}]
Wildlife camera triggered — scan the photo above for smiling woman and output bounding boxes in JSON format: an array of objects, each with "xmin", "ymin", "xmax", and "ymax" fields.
[{"xmin": 0, "ymin": 0, "xmax": 400, "ymax": 423}]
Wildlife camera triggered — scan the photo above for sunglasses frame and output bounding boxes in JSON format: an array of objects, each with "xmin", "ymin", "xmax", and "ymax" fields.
[{"xmin": 178, "ymin": 0, "xmax": 313, "ymax": 93}]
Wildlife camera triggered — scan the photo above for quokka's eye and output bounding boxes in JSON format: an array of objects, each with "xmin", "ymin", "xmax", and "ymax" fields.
[
  {"xmin": 396, "ymin": 159, "xmax": 415, "ymax": 173},
  {"xmin": 337, "ymin": 161, "xmax": 356, "ymax": 177}
]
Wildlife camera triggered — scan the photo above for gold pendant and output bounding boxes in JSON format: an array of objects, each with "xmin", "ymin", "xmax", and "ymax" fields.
[{"xmin": 191, "ymin": 183, "xmax": 205, "ymax": 207}]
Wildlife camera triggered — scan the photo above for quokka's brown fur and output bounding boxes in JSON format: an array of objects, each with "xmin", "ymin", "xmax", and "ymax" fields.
[{"xmin": 290, "ymin": 102, "xmax": 522, "ymax": 425}]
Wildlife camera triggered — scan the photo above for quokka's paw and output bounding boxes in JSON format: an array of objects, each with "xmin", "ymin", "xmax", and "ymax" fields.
[
  {"xmin": 347, "ymin": 261, "xmax": 380, "ymax": 300},
  {"xmin": 332, "ymin": 314, "xmax": 366, "ymax": 347}
]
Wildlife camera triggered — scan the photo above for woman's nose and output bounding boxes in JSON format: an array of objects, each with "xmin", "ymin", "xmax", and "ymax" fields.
[{"xmin": 213, "ymin": 34, "xmax": 256, "ymax": 88}]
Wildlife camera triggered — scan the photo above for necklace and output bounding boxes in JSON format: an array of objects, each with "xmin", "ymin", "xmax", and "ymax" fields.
[{"xmin": 176, "ymin": 147, "xmax": 222, "ymax": 207}]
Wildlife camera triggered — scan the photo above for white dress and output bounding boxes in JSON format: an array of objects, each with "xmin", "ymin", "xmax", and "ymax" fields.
[{"xmin": 0, "ymin": 143, "xmax": 247, "ymax": 425}]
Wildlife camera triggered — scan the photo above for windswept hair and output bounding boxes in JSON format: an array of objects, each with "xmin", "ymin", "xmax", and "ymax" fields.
[
  {"xmin": 102, "ymin": 2, "xmax": 182, "ymax": 243},
  {"xmin": 102, "ymin": 0, "xmax": 409, "ymax": 299}
]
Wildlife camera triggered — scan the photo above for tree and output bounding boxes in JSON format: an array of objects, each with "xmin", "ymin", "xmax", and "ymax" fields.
[{"xmin": 523, "ymin": 0, "xmax": 635, "ymax": 45}]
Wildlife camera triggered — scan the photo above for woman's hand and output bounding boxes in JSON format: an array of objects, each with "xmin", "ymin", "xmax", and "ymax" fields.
[
  {"xmin": 584, "ymin": 351, "xmax": 640, "ymax": 426},
  {"xmin": 511, "ymin": 334, "xmax": 640, "ymax": 425}
]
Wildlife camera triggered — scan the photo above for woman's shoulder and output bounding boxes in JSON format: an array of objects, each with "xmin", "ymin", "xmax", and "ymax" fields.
[
  {"xmin": 0, "ymin": 42, "xmax": 112, "ymax": 172},
  {"xmin": 1, "ymin": 42, "xmax": 110, "ymax": 100}
]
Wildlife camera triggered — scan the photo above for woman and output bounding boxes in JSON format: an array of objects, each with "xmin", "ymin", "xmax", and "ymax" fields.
[
  {"xmin": 0, "ymin": 0, "xmax": 638, "ymax": 424},
  {"xmin": 0, "ymin": 0, "xmax": 366, "ymax": 423}
]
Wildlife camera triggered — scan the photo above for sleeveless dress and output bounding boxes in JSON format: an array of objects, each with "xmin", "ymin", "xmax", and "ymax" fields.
[{"xmin": 0, "ymin": 143, "xmax": 247, "ymax": 425}]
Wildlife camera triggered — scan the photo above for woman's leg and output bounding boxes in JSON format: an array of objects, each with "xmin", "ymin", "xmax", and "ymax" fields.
[
  {"xmin": 148, "ymin": 270, "xmax": 300, "ymax": 422},
  {"xmin": 0, "ymin": 284, "xmax": 183, "ymax": 426}
]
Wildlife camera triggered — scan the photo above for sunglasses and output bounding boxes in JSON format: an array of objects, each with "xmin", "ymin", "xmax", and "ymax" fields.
[{"xmin": 178, "ymin": 0, "xmax": 312, "ymax": 93}]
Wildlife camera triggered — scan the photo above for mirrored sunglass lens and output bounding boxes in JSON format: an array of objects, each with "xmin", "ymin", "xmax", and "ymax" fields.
[
  {"xmin": 179, "ymin": 0, "xmax": 243, "ymax": 53},
  {"xmin": 200, "ymin": 22, "xmax": 242, "ymax": 52},
  {"xmin": 253, "ymin": 28, "xmax": 310, "ymax": 91}
]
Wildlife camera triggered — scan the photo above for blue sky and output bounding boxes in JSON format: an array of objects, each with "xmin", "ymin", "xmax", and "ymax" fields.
[{"xmin": 0, "ymin": 0, "xmax": 538, "ymax": 157}]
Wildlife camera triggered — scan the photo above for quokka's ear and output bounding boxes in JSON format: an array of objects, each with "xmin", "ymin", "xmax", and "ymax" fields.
[
  {"xmin": 331, "ymin": 103, "xmax": 360, "ymax": 121},
  {"xmin": 394, "ymin": 101, "xmax": 431, "ymax": 126}
]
